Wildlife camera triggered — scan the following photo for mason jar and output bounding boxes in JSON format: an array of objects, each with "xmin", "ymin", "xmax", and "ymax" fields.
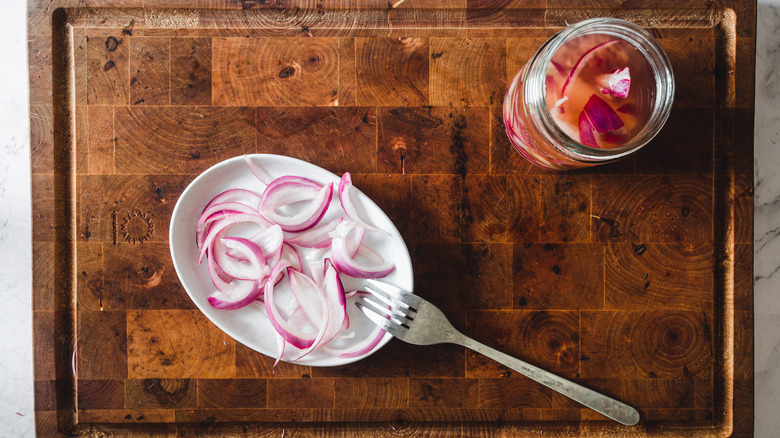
[{"xmin": 503, "ymin": 17, "xmax": 675, "ymax": 171}]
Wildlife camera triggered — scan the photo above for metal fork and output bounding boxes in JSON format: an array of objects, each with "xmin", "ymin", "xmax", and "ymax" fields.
[{"xmin": 357, "ymin": 280, "xmax": 640, "ymax": 426}]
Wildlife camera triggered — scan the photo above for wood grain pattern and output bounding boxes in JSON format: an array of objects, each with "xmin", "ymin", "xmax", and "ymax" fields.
[
  {"xmin": 591, "ymin": 175, "xmax": 714, "ymax": 244},
  {"xmin": 85, "ymin": 106, "xmax": 115, "ymax": 174},
  {"xmin": 198, "ymin": 379, "xmax": 266, "ymax": 408},
  {"xmin": 513, "ymin": 243, "xmax": 605, "ymax": 310},
  {"xmin": 539, "ymin": 175, "xmax": 591, "ymax": 242},
  {"xmin": 429, "ymin": 38, "xmax": 506, "ymax": 106},
  {"xmin": 465, "ymin": 310, "xmax": 580, "ymax": 379},
  {"xmin": 604, "ymin": 243, "xmax": 714, "ymax": 310},
  {"xmin": 410, "ymin": 174, "xmax": 461, "ymax": 243},
  {"xmin": 30, "ymin": 3, "xmax": 753, "ymax": 436},
  {"xmin": 79, "ymin": 174, "xmax": 194, "ymax": 242},
  {"xmin": 355, "ymin": 38, "xmax": 429, "ymax": 106},
  {"xmin": 29, "ymin": 105, "xmax": 53, "ymax": 174},
  {"xmin": 170, "ymin": 37, "xmax": 212, "ymax": 105},
  {"xmin": 408, "ymin": 378, "xmax": 479, "ymax": 408},
  {"xmin": 78, "ymin": 379, "xmax": 125, "ymax": 410},
  {"xmin": 462, "ymin": 175, "xmax": 541, "ymax": 242},
  {"xmin": 28, "ymin": 36, "xmax": 52, "ymax": 106},
  {"xmin": 414, "ymin": 243, "xmax": 512, "ymax": 310},
  {"xmin": 212, "ymin": 37, "xmax": 339, "ymax": 106},
  {"xmin": 334, "ymin": 378, "xmax": 408, "ymax": 408},
  {"xmin": 478, "ymin": 377, "xmax": 553, "ymax": 408},
  {"xmin": 129, "ymin": 37, "xmax": 171, "ymax": 105},
  {"xmin": 78, "ymin": 311, "xmax": 127, "ymax": 379},
  {"xmin": 580, "ymin": 311, "xmax": 712, "ymax": 379},
  {"xmin": 126, "ymin": 379, "xmax": 197, "ymax": 409},
  {"xmin": 256, "ymin": 106, "xmax": 376, "ymax": 173},
  {"xmin": 76, "ymin": 243, "xmax": 103, "ymax": 311},
  {"xmin": 266, "ymin": 379, "xmax": 335, "ymax": 408},
  {"xmin": 32, "ymin": 242, "xmax": 55, "ymax": 311},
  {"xmin": 377, "ymin": 106, "xmax": 489, "ymax": 175},
  {"xmin": 114, "ymin": 107, "xmax": 255, "ymax": 174},
  {"xmin": 126, "ymin": 310, "xmax": 235, "ymax": 379},
  {"xmin": 87, "ymin": 34, "xmax": 130, "ymax": 105}
]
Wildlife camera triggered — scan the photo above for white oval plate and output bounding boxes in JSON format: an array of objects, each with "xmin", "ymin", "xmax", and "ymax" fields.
[{"xmin": 169, "ymin": 155, "xmax": 412, "ymax": 367}]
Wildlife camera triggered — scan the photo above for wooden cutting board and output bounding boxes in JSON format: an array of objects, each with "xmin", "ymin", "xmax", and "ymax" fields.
[{"xmin": 29, "ymin": 1, "xmax": 755, "ymax": 436}]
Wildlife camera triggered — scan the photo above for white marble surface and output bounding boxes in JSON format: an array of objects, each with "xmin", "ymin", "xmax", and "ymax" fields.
[
  {"xmin": 0, "ymin": 0, "xmax": 778, "ymax": 436},
  {"xmin": 0, "ymin": 0, "xmax": 35, "ymax": 437},
  {"xmin": 753, "ymin": 1, "xmax": 780, "ymax": 437}
]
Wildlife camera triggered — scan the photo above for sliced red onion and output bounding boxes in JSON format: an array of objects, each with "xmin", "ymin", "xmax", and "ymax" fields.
[
  {"xmin": 197, "ymin": 203, "xmax": 269, "ymax": 249},
  {"xmin": 207, "ymin": 247, "xmax": 232, "ymax": 291},
  {"xmin": 288, "ymin": 268, "xmax": 325, "ymax": 327},
  {"xmin": 286, "ymin": 217, "xmax": 343, "ymax": 249},
  {"xmin": 582, "ymin": 94, "xmax": 624, "ymax": 133},
  {"xmin": 554, "ymin": 96, "xmax": 568, "ymax": 107},
  {"xmin": 208, "ymin": 279, "xmax": 263, "ymax": 310},
  {"xmin": 550, "ymin": 107, "xmax": 564, "ymax": 117},
  {"xmin": 310, "ymin": 258, "xmax": 326, "ymax": 287},
  {"xmin": 617, "ymin": 102, "xmax": 638, "ymax": 115},
  {"xmin": 599, "ymin": 67, "xmax": 631, "ymax": 98},
  {"xmin": 244, "ymin": 155, "xmax": 272, "ymax": 188},
  {"xmin": 273, "ymin": 330, "xmax": 285, "ymax": 371},
  {"xmin": 578, "ymin": 111, "xmax": 600, "ymax": 148},
  {"xmin": 198, "ymin": 213, "xmax": 274, "ymax": 264},
  {"xmin": 600, "ymin": 126, "xmax": 630, "ymax": 144},
  {"xmin": 264, "ymin": 261, "xmax": 320, "ymax": 349},
  {"xmin": 551, "ymin": 60, "xmax": 569, "ymax": 76},
  {"xmin": 244, "ymin": 224, "xmax": 284, "ymax": 260},
  {"xmin": 322, "ymin": 291, "xmax": 385, "ymax": 359},
  {"xmin": 278, "ymin": 243, "xmax": 303, "ymax": 271},
  {"xmin": 560, "ymin": 40, "xmax": 620, "ymax": 97},
  {"xmin": 325, "ymin": 325, "xmax": 385, "ymax": 359},
  {"xmin": 214, "ymin": 237, "xmax": 269, "ymax": 281},
  {"xmin": 203, "ymin": 188, "xmax": 262, "ymax": 211},
  {"xmin": 197, "ymin": 210, "xmax": 241, "ymax": 250},
  {"xmin": 260, "ymin": 180, "xmax": 333, "ymax": 232},
  {"xmin": 338, "ymin": 173, "xmax": 388, "ymax": 235},
  {"xmin": 346, "ymin": 225, "xmax": 364, "ymax": 258},
  {"xmin": 545, "ymin": 75, "xmax": 557, "ymax": 100},
  {"xmin": 330, "ymin": 223, "xmax": 394, "ymax": 279},
  {"xmin": 294, "ymin": 259, "xmax": 347, "ymax": 360}
]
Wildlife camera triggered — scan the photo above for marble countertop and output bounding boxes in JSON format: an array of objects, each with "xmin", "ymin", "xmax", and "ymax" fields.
[{"xmin": 1, "ymin": 0, "xmax": 777, "ymax": 436}]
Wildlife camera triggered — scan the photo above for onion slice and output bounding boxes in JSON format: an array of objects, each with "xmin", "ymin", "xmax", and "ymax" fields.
[
  {"xmin": 198, "ymin": 213, "xmax": 273, "ymax": 264},
  {"xmin": 330, "ymin": 223, "xmax": 395, "ymax": 279},
  {"xmin": 286, "ymin": 217, "xmax": 343, "ymax": 249},
  {"xmin": 208, "ymin": 279, "xmax": 263, "ymax": 310},
  {"xmin": 599, "ymin": 67, "xmax": 631, "ymax": 98},
  {"xmin": 338, "ymin": 173, "xmax": 388, "ymax": 235},
  {"xmin": 560, "ymin": 40, "xmax": 620, "ymax": 97},
  {"xmin": 288, "ymin": 269, "xmax": 326, "ymax": 327},
  {"xmin": 203, "ymin": 188, "xmax": 262, "ymax": 211},
  {"xmin": 294, "ymin": 259, "xmax": 347, "ymax": 360},
  {"xmin": 582, "ymin": 94, "xmax": 624, "ymax": 134},
  {"xmin": 264, "ymin": 261, "xmax": 320, "ymax": 349},
  {"xmin": 260, "ymin": 179, "xmax": 333, "ymax": 232},
  {"xmin": 214, "ymin": 237, "xmax": 269, "ymax": 281},
  {"xmin": 244, "ymin": 155, "xmax": 272, "ymax": 188},
  {"xmin": 578, "ymin": 111, "xmax": 600, "ymax": 148}
]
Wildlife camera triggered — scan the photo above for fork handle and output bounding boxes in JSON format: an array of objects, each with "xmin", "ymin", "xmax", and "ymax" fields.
[{"xmin": 455, "ymin": 336, "xmax": 640, "ymax": 426}]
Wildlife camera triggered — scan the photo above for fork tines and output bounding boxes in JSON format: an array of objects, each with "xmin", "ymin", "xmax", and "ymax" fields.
[{"xmin": 356, "ymin": 281, "xmax": 418, "ymax": 332}]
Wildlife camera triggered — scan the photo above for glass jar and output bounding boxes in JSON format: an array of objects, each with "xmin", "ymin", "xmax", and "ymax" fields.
[{"xmin": 503, "ymin": 18, "xmax": 675, "ymax": 171}]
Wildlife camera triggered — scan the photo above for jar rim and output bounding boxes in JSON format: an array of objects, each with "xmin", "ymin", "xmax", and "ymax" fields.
[{"xmin": 523, "ymin": 17, "xmax": 676, "ymax": 162}]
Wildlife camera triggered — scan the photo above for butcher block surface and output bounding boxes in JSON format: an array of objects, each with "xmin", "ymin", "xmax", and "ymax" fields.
[{"xmin": 28, "ymin": 1, "xmax": 755, "ymax": 436}]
